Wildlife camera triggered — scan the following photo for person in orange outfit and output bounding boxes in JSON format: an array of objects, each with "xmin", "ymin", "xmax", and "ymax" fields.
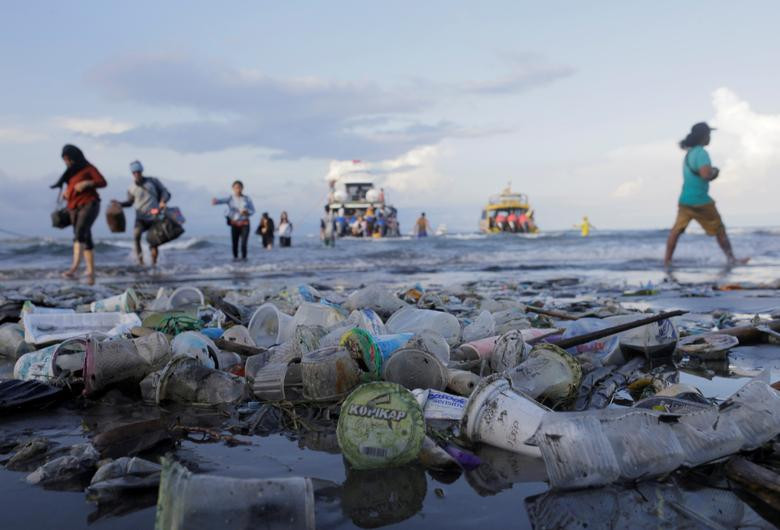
[{"xmin": 56, "ymin": 144, "xmax": 107, "ymax": 285}]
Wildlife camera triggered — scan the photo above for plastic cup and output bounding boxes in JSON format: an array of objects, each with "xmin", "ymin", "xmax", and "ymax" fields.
[
  {"xmin": 171, "ymin": 331, "xmax": 220, "ymax": 369},
  {"xmin": 248, "ymin": 303, "xmax": 295, "ymax": 348},
  {"xmin": 168, "ymin": 286, "xmax": 205, "ymax": 309},
  {"xmin": 461, "ymin": 375, "xmax": 548, "ymax": 457},
  {"xmin": 90, "ymin": 288, "xmax": 139, "ymax": 313}
]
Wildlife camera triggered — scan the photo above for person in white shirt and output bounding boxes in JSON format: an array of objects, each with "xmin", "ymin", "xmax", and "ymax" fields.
[
  {"xmin": 278, "ymin": 211, "xmax": 293, "ymax": 247},
  {"xmin": 212, "ymin": 180, "xmax": 255, "ymax": 260}
]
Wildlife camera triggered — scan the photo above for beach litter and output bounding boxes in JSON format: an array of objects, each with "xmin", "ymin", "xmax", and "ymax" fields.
[{"xmin": 1, "ymin": 279, "xmax": 780, "ymax": 526}]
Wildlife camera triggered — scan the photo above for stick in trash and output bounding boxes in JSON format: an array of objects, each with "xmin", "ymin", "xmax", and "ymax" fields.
[
  {"xmin": 525, "ymin": 306, "xmax": 579, "ymax": 321},
  {"xmin": 543, "ymin": 310, "xmax": 688, "ymax": 350},
  {"xmin": 214, "ymin": 338, "xmax": 267, "ymax": 357}
]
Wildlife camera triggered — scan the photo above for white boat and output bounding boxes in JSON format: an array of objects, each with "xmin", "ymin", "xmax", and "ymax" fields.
[{"xmin": 325, "ymin": 164, "xmax": 400, "ymax": 238}]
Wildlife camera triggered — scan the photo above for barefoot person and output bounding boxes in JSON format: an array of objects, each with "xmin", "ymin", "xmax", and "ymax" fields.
[
  {"xmin": 664, "ymin": 122, "xmax": 748, "ymax": 268},
  {"xmin": 257, "ymin": 212, "xmax": 275, "ymax": 249},
  {"xmin": 278, "ymin": 211, "xmax": 293, "ymax": 248},
  {"xmin": 56, "ymin": 145, "xmax": 107, "ymax": 285},
  {"xmin": 212, "ymin": 180, "xmax": 255, "ymax": 260},
  {"xmin": 113, "ymin": 160, "xmax": 171, "ymax": 266}
]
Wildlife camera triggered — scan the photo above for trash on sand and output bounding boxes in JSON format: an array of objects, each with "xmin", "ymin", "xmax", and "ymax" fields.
[
  {"xmin": 168, "ymin": 286, "xmax": 204, "ymax": 309},
  {"xmin": 300, "ymin": 346, "xmax": 361, "ymax": 401},
  {"xmin": 339, "ymin": 328, "xmax": 413, "ymax": 377},
  {"xmin": 0, "ymin": 379, "xmax": 67, "ymax": 414},
  {"xmin": 90, "ymin": 288, "xmax": 139, "ymax": 313},
  {"xmin": 462, "ymin": 310, "xmax": 496, "ymax": 343},
  {"xmin": 170, "ymin": 331, "xmax": 220, "ymax": 369},
  {"xmin": 0, "ymin": 322, "xmax": 34, "ymax": 359},
  {"xmin": 140, "ymin": 356, "xmax": 246, "ymax": 405},
  {"xmin": 26, "ymin": 443, "xmax": 100, "ymax": 488},
  {"xmin": 382, "ymin": 348, "xmax": 449, "ymax": 391},
  {"xmin": 343, "ymin": 285, "xmax": 407, "ymax": 319},
  {"xmin": 413, "ymin": 388, "xmax": 468, "ymax": 421},
  {"xmin": 293, "ymin": 302, "xmax": 346, "ymax": 330},
  {"xmin": 248, "ymin": 303, "xmax": 295, "ymax": 348},
  {"xmin": 220, "ymin": 325, "xmax": 256, "ymax": 348},
  {"xmin": 678, "ymin": 333, "xmax": 740, "ymax": 360},
  {"xmin": 337, "ymin": 382, "xmax": 426, "ymax": 469},
  {"xmin": 83, "ymin": 332, "xmax": 171, "ymax": 396},
  {"xmin": 461, "ymin": 375, "xmax": 549, "ymax": 458},
  {"xmin": 22, "ymin": 312, "xmax": 142, "ymax": 345},
  {"xmin": 507, "ymin": 343, "xmax": 582, "ymax": 404},
  {"xmin": 14, "ymin": 336, "xmax": 89, "ymax": 385},
  {"xmin": 489, "ymin": 329, "xmax": 528, "ymax": 373},
  {"xmin": 446, "ymin": 368, "xmax": 481, "ymax": 396},
  {"xmin": 386, "ymin": 306, "xmax": 462, "ymax": 346},
  {"xmin": 86, "ymin": 457, "xmax": 161, "ymax": 504},
  {"xmin": 155, "ymin": 458, "xmax": 315, "ymax": 530},
  {"xmin": 617, "ymin": 316, "xmax": 679, "ymax": 360},
  {"xmin": 530, "ymin": 380, "xmax": 780, "ymax": 489}
]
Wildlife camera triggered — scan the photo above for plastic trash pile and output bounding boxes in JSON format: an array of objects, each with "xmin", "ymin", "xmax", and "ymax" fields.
[{"xmin": 2, "ymin": 279, "xmax": 780, "ymax": 528}]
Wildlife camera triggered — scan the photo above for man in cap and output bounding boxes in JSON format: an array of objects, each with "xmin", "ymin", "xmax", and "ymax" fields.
[
  {"xmin": 113, "ymin": 160, "xmax": 171, "ymax": 266},
  {"xmin": 664, "ymin": 122, "xmax": 748, "ymax": 268}
]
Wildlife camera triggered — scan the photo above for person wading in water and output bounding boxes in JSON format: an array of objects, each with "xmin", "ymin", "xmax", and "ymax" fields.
[{"xmin": 664, "ymin": 122, "xmax": 749, "ymax": 268}]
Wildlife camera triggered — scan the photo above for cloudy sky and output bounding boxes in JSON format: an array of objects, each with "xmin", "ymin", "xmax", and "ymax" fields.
[{"xmin": 1, "ymin": 1, "xmax": 779, "ymax": 237}]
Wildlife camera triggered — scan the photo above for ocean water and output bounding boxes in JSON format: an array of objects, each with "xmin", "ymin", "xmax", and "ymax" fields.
[{"xmin": 2, "ymin": 227, "xmax": 779, "ymax": 288}]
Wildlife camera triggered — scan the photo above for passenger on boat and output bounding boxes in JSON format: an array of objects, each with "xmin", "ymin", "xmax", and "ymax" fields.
[
  {"xmin": 495, "ymin": 212, "xmax": 507, "ymax": 232},
  {"xmin": 507, "ymin": 212, "xmax": 518, "ymax": 233}
]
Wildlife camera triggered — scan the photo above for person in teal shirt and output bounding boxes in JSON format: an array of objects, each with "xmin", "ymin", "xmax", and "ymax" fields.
[{"xmin": 664, "ymin": 122, "xmax": 748, "ymax": 268}]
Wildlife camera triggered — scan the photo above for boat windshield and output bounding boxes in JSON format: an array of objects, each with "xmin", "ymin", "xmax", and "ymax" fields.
[{"xmin": 345, "ymin": 183, "xmax": 374, "ymax": 202}]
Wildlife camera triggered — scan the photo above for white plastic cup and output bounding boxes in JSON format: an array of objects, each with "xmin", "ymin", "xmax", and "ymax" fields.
[
  {"xmin": 171, "ymin": 331, "xmax": 220, "ymax": 368},
  {"xmin": 13, "ymin": 337, "xmax": 88, "ymax": 384},
  {"xmin": 507, "ymin": 344, "xmax": 582, "ymax": 402},
  {"xmin": 292, "ymin": 302, "xmax": 346, "ymax": 330},
  {"xmin": 90, "ymin": 288, "xmax": 139, "ymax": 313},
  {"xmin": 168, "ymin": 286, "xmax": 205, "ymax": 309},
  {"xmin": 461, "ymin": 376, "xmax": 548, "ymax": 457},
  {"xmin": 386, "ymin": 307, "xmax": 461, "ymax": 346},
  {"xmin": 248, "ymin": 303, "xmax": 295, "ymax": 348}
]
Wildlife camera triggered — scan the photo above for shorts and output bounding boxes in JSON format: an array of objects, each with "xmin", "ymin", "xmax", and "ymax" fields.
[{"xmin": 671, "ymin": 202, "xmax": 724, "ymax": 236}]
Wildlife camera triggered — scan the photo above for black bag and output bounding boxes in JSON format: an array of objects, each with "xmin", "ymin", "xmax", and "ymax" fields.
[
  {"xmin": 106, "ymin": 202, "xmax": 126, "ymax": 233},
  {"xmin": 146, "ymin": 216, "xmax": 184, "ymax": 247},
  {"xmin": 51, "ymin": 194, "xmax": 70, "ymax": 229},
  {"xmin": 51, "ymin": 208, "xmax": 71, "ymax": 229}
]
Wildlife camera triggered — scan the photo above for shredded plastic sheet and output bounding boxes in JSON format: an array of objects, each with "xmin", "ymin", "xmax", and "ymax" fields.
[{"xmin": 530, "ymin": 380, "xmax": 780, "ymax": 489}]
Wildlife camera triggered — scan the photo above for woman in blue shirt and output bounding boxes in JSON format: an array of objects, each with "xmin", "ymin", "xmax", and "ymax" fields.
[
  {"xmin": 664, "ymin": 122, "xmax": 748, "ymax": 268},
  {"xmin": 212, "ymin": 180, "xmax": 255, "ymax": 260}
]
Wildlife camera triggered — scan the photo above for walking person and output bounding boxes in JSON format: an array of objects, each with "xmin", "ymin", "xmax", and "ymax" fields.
[
  {"xmin": 112, "ymin": 160, "xmax": 171, "ymax": 266},
  {"xmin": 54, "ymin": 144, "xmax": 107, "ymax": 285},
  {"xmin": 212, "ymin": 180, "xmax": 255, "ymax": 260},
  {"xmin": 664, "ymin": 122, "xmax": 749, "ymax": 268},
  {"xmin": 257, "ymin": 212, "xmax": 275, "ymax": 249},
  {"xmin": 414, "ymin": 212, "xmax": 432, "ymax": 237},
  {"xmin": 278, "ymin": 211, "xmax": 293, "ymax": 247},
  {"xmin": 321, "ymin": 206, "xmax": 336, "ymax": 247}
]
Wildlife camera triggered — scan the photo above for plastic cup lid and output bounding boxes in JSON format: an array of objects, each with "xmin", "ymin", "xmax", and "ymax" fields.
[{"xmin": 337, "ymin": 382, "xmax": 425, "ymax": 470}]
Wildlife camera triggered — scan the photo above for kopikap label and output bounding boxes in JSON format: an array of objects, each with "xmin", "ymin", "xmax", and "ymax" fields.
[{"xmin": 347, "ymin": 404, "xmax": 408, "ymax": 421}]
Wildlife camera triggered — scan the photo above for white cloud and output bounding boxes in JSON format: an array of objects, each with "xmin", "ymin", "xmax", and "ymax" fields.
[
  {"xmin": 710, "ymin": 88, "xmax": 780, "ymax": 195},
  {"xmin": 55, "ymin": 117, "xmax": 134, "ymax": 135},
  {"xmin": 611, "ymin": 178, "xmax": 644, "ymax": 198},
  {"xmin": 325, "ymin": 145, "xmax": 443, "ymax": 194},
  {"xmin": 0, "ymin": 127, "xmax": 46, "ymax": 143}
]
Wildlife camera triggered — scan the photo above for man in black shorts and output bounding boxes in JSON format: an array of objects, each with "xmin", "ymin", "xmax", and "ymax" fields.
[{"xmin": 113, "ymin": 160, "xmax": 171, "ymax": 266}]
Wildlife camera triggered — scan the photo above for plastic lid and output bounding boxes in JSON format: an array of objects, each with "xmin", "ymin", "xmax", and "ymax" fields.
[{"xmin": 337, "ymin": 382, "xmax": 425, "ymax": 469}]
